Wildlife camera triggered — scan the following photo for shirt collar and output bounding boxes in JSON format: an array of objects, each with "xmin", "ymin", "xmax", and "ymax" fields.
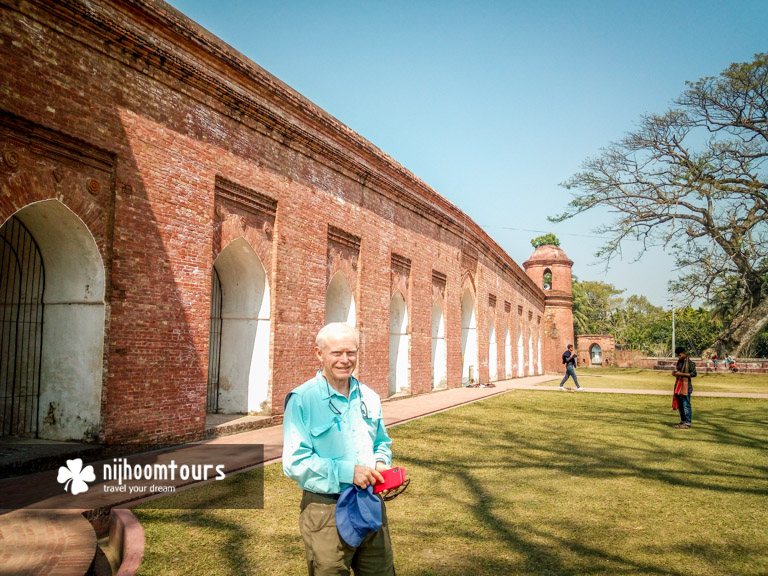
[{"xmin": 316, "ymin": 370, "xmax": 360, "ymax": 400}]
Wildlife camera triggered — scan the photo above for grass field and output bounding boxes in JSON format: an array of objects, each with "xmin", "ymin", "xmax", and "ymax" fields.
[
  {"xmin": 134, "ymin": 380, "xmax": 768, "ymax": 575},
  {"xmin": 542, "ymin": 366, "xmax": 768, "ymax": 394}
]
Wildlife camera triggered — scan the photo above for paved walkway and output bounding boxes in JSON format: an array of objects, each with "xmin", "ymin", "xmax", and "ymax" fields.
[
  {"xmin": 0, "ymin": 509, "xmax": 96, "ymax": 576},
  {"xmin": 3, "ymin": 374, "xmax": 768, "ymax": 575}
]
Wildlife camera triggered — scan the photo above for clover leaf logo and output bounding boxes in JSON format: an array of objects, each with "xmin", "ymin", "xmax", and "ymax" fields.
[{"xmin": 57, "ymin": 458, "xmax": 96, "ymax": 495}]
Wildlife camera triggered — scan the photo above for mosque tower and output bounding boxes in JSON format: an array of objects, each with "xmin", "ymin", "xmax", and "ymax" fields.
[{"xmin": 523, "ymin": 244, "xmax": 575, "ymax": 373}]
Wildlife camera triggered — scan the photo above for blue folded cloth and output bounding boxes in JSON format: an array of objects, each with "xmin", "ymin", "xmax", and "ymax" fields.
[{"xmin": 335, "ymin": 484, "xmax": 382, "ymax": 547}]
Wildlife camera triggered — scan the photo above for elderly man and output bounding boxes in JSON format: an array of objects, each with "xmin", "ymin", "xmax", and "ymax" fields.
[{"xmin": 282, "ymin": 322, "xmax": 395, "ymax": 576}]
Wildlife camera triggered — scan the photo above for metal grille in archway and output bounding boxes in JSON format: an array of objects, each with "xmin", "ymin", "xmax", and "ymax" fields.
[
  {"xmin": 207, "ymin": 267, "xmax": 222, "ymax": 413},
  {"xmin": 1, "ymin": 216, "xmax": 45, "ymax": 437}
]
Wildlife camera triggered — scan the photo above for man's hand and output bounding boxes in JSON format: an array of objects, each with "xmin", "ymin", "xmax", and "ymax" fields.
[{"xmin": 353, "ymin": 465, "xmax": 384, "ymax": 489}]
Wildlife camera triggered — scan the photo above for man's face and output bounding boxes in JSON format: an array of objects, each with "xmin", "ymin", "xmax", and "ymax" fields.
[
  {"xmin": 677, "ymin": 351, "xmax": 686, "ymax": 360},
  {"xmin": 316, "ymin": 333, "xmax": 358, "ymax": 385}
]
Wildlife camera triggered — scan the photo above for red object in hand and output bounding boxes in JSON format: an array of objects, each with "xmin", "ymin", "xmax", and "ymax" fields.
[{"xmin": 373, "ymin": 467, "xmax": 406, "ymax": 493}]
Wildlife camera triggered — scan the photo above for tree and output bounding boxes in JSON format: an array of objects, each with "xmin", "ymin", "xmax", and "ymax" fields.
[
  {"xmin": 530, "ymin": 233, "xmax": 560, "ymax": 248},
  {"xmin": 611, "ymin": 295, "xmax": 667, "ymax": 353},
  {"xmin": 551, "ymin": 53, "xmax": 768, "ymax": 356},
  {"xmin": 571, "ymin": 279, "xmax": 624, "ymax": 336}
]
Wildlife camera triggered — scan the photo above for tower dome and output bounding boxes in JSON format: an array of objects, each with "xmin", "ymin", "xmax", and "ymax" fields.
[{"xmin": 523, "ymin": 244, "xmax": 574, "ymax": 373}]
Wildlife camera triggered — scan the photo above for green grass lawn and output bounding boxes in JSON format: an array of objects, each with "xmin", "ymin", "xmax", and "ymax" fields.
[
  {"xmin": 542, "ymin": 366, "xmax": 768, "ymax": 394},
  {"xmin": 134, "ymin": 390, "xmax": 768, "ymax": 575}
]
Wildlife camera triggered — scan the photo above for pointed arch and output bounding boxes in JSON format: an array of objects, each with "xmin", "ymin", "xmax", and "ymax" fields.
[
  {"xmin": 537, "ymin": 335, "xmax": 543, "ymax": 375},
  {"xmin": 488, "ymin": 318, "xmax": 498, "ymax": 382},
  {"xmin": 326, "ymin": 271, "xmax": 356, "ymax": 326},
  {"xmin": 528, "ymin": 331, "xmax": 534, "ymax": 376},
  {"xmin": 590, "ymin": 344, "xmax": 602, "ymax": 365},
  {"xmin": 2, "ymin": 200, "xmax": 104, "ymax": 441},
  {"xmin": 211, "ymin": 237, "xmax": 271, "ymax": 414},
  {"xmin": 460, "ymin": 286, "xmax": 478, "ymax": 384},
  {"xmin": 431, "ymin": 299, "xmax": 447, "ymax": 389},
  {"xmin": 543, "ymin": 268, "xmax": 553, "ymax": 291},
  {"xmin": 389, "ymin": 291, "xmax": 409, "ymax": 395},
  {"xmin": 504, "ymin": 325, "xmax": 512, "ymax": 378}
]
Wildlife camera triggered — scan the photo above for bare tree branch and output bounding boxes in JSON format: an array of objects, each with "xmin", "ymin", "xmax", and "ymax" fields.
[{"xmin": 550, "ymin": 53, "xmax": 768, "ymax": 355}]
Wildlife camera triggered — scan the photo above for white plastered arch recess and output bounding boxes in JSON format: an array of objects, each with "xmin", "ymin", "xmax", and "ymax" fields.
[
  {"xmin": 8, "ymin": 200, "xmax": 105, "ymax": 441},
  {"xmin": 325, "ymin": 271, "xmax": 356, "ymax": 326},
  {"xmin": 213, "ymin": 237, "xmax": 270, "ymax": 414},
  {"xmin": 431, "ymin": 299, "xmax": 447, "ymax": 389},
  {"xmin": 389, "ymin": 291, "xmax": 408, "ymax": 395},
  {"xmin": 460, "ymin": 287, "xmax": 478, "ymax": 384}
]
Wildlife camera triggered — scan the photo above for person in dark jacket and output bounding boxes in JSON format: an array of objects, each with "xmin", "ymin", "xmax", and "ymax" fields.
[
  {"xmin": 672, "ymin": 346, "xmax": 696, "ymax": 428},
  {"xmin": 559, "ymin": 344, "xmax": 583, "ymax": 391}
]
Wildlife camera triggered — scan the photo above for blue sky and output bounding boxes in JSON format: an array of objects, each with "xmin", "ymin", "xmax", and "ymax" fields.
[{"xmin": 165, "ymin": 0, "xmax": 768, "ymax": 307}]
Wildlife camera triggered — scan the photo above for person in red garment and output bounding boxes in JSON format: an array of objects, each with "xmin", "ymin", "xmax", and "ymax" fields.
[{"xmin": 672, "ymin": 346, "xmax": 696, "ymax": 429}]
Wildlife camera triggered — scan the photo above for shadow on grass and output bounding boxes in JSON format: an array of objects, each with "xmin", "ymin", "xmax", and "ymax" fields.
[
  {"xmin": 137, "ymin": 511, "xmax": 253, "ymax": 576},
  {"xmin": 454, "ymin": 394, "xmax": 768, "ymax": 495},
  {"xmin": 135, "ymin": 392, "xmax": 768, "ymax": 576},
  {"xmin": 134, "ymin": 469, "xmax": 304, "ymax": 576},
  {"xmin": 391, "ymin": 392, "xmax": 768, "ymax": 575}
]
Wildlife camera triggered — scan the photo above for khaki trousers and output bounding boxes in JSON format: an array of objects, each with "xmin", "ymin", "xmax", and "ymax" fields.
[{"xmin": 299, "ymin": 491, "xmax": 395, "ymax": 576}]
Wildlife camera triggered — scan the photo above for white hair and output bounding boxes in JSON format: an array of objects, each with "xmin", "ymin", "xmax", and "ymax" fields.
[{"xmin": 316, "ymin": 322, "xmax": 359, "ymax": 350}]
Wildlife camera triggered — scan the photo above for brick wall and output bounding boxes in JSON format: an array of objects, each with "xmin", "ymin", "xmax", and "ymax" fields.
[
  {"xmin": 576, "ymin": 335, "xmax": 616, "ymax": 367},
  {"xmin": 0, "ymin": 0, "xmax": 565, "ymax": 443}
]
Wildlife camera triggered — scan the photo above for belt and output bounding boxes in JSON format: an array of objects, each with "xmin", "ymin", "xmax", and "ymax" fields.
[{"xmin": 301, "ymin": 490, "xmax": 340, "ymax": 508}]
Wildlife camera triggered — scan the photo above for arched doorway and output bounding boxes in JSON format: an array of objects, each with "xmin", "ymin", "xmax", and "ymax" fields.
[
  {"xmin": 517, "ymin": 331, "xmax": 524, "ymax": 377},
  {"xmin": 537, "ymin": 336, "xmax": 542, "ymax": 375},
  {"xmin": 210, "ymin": 238, "xmax": 270, "ymax": 414},
  {"xmin": 431, "ymin": 300, "xmax": 447, "ymax": 390},
  {"xmin": 504, "ymin": 326, "xmax": 512, "ymax": 378},
  {"xmin": 326, "ymin": 272, "xmax": 356, "ymax": 326},
  {"xmin": 461, "ymin": 288, "xmax": 478, "ymax": 384},
  {"xmin": 488, "ymin": 319, "xmax": 498, "ymax": 382},
  {"xmin": 389, "ymin": 291, "xmax": 409, "ymax": 395},
  {"xmin": 590, "ymin": 344, "xmax": 602, "ymax": 365},
  {"xmin": 528, "ymin": 334, "xmax": 534, "ymax": 376},
  {"xmin": 1, "ymin": 200, "xmax": 104, "ymax": 441}
]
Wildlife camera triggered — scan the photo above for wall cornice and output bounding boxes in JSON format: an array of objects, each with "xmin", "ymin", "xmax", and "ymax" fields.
[{"xmin": 24, "ymin": 0, "xmax": 540, "ymax": 297}]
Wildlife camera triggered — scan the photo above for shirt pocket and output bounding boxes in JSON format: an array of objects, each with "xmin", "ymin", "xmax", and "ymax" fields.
[
  {"xmin": 361, "ymin": 404, "xmax": 383, "ymax": 441},
  {"xmin": 309, "ymin": 420, "xmax": 346, "ymax": 459}
]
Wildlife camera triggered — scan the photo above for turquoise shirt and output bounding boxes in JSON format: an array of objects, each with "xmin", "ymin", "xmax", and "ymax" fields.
[{"xmin": 282, "ymin": 371, "xmax": 392, "ymax": 494}]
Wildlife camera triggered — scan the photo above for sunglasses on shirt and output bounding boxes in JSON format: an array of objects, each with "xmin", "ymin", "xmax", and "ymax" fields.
[{"xmin": 326, "ymin": 381, "xmax": 369, "ymax": 419}]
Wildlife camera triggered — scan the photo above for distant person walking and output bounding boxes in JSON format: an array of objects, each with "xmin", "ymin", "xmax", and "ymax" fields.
[
  {"xmin": 559, "ymin": 344, "xmax": 583, "ymax": 391},
  {"xmin": 672, "ymin": 346, "xmax": 696, "ymax": 429}
]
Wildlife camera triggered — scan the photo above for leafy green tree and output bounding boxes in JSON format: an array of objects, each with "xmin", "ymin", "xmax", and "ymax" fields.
[
  {"xmin": 611, "ymin": 295, "xmax": 666, "ymax": 353},
  {"xmin": 667, "ymin": 307, "xmax": 723, "ymax": 357},
  {"xmin": 530, "ymin": 233, "xmax": 560, "ymax": 248},
  {"xmin": 571, "ymin": 279, "xmax": 624, "ymax": 336},
  {"xmin": 570, "ymin": 279, "xmax": 591, "ymax": 335},
  {"xmin": 742, "ymin": 327, "xmax": 768, "ymax": 357},
  {"xmin": 571, "ymin": 282, "xmax": 722, "ymax": 356},
  {"xmin": 551, "ymin": 53, "xmax": 768, "ymax": 357}
]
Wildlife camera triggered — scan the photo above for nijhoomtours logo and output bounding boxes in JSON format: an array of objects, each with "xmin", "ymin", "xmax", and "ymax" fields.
[
  {"xmin": 100, "ymin": 457, "xmax": 226, "ymax": 495},
  {"xmin": 57, "ymin": 458, "xmax": 96, "ymax": 495},
  {"xmin": 0, "ymin": 444, "xmax": 265, "ymax": 510}
]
